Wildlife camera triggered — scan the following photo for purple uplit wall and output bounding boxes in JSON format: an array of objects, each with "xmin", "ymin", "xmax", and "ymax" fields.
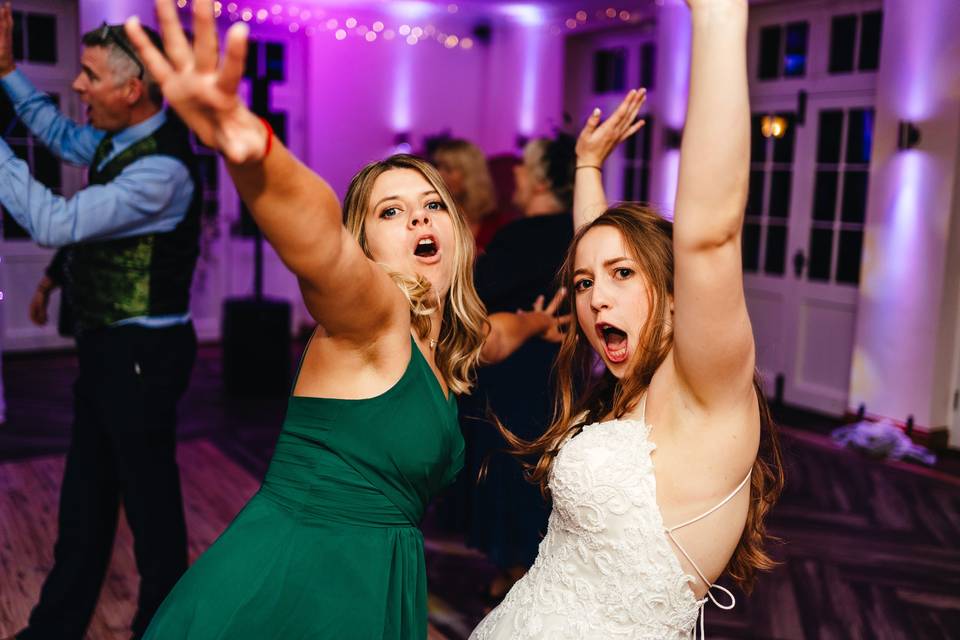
[
  {"xmin": 79, "ymin": 0, "xmax": 157, "ymax": 31},
  {"xmin": 849, "ymin": 0, "xmax": 960, "ymax": 438},
  {"xmin": 303, "ymin": 7, "xmax": 487, "ymax": 196},
  {"xmin": 650, "ymin": 0, "xmax": 690, "ymax": 215}
]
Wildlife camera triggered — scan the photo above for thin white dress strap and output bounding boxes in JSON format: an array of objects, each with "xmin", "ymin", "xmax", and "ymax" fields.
[{"xmin": 663, "ymin": 470, "xmax": 752, "ymax": 639}]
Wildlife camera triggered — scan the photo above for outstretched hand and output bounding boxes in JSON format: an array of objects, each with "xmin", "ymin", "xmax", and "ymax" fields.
[
  {"xmin": 575, "ymin": 88, "xmax": 647, "ymax": 168},
  {"xmin": 125, "ymin": 0, "xmax": 266, "ymax": 164},
  {"xmin": 0, "ymin": 3, "xmax": 16, "ymax": 77},
  {"xmin": 519, "ymin": 288, "xmax": 570, "ymax": 344}
]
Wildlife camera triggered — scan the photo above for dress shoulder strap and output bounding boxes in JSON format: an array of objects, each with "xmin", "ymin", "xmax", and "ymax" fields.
[
  {"xmin": 666, "ymin": 471, "xmax": 752, "ymax": 534},
  {"xmin": 663, "ymin": 470, "xmax": 752, "ymax": 639},
  {"xmin": 289, "ymin": 325, "xmax": 321, "ymax": 395}
]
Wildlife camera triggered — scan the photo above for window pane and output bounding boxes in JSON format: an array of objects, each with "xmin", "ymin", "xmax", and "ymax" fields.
[
  {"xmin": 751, "ymin": 115, "xmax": 767, "ymax": 164},
  {"xmin": 26, "ymin": 13, "xmax": 57, "ymax": 64},
  {"xmin": 640, "ymin": 43, "xmax": 656, "ymax": 90},
  {"xmin": 641, "ymin": 116, "xmax": 653, "ymax": 158},
  {"xmin": 836, "ymin": 229, "xmax": 863, "ymax": 284},
  {"xmin": 0, "ymin": 91, "xmax": 16, "ymax": 135},
  {"xmin": 772, "ymin": 113, "xmax": 796, "ymax": 163},
  {"xmin": 769, "ymin": 170, "xmax": 792, "ymax": 218},
  {"xmin": 34, "ymin": 145, "xmax": 61, "ymax": 191},
  {"xmin": 859, "ymin": 11, "xmax": 883, "ymax": 71},
  {"xmin": 623, "ymin": 132, "xmax": 637, "ymax": 161},
  {"xmin": 747, "ymin": 170, "xmax": 765, "ymax": 216},
  {"xmin": 743, "ymin": 222, "xmax": 761, "ymax": 272},
  {"xmin": 841, "ymin": 170, "xmax": 869, "ymax": 224},
  {"xmin": 764, "ymin": 224, "xmax": 787, "ymax": 275},
  {"xmin": 829, "ymin": 15, "xmax": 857, "ymax": 74},
  {"xmin": 593, "ymin": 48, "xmax": 627, "ymax": 93},
  {"xmin": 11, "ymin": 142, "xmax": 28, "ymax": 161},
  {"xmin": 808, "ymin": 228, "xmax": 833, "ymax": 281},
  {"xmin": 758, "ymin": 26, "xmax": 781, "ymax": 80},
  {"xmin": 265, "ymin": 42, "xmax": 285, "ymax": 82},
  {"xmin": 12, "ymin": 11, "xmax": 24, "ymax": 61},
  {"xmin": 622, "ymin": 165, "xmax": 636, "ymax": 201},
  {"xmin": 3, "ymin": 206, "xmax": 31, "ymax": 239},
  {"xmin": 846, "ymin": 108, "xmax": 874, "ymax": 164},
  {"xmin": 813, "ymin": 171, "xmax": 839, "ymax": 222},
  {"xmin": 266, "ymin": 112, "xmax": 287, "ymax": 144},
  {"xmin": 244, "ymin": 40, "xmax": 259, "ymax": 78},
  {"xmin": 783, "ymin": 22, "xmax": 809, "ymax": 77},
  {"xmin": 817, "ymin": 110, "xmax": 844, "ymax": 163}
]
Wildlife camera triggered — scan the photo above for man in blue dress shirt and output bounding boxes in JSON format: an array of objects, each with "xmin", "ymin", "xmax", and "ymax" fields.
[{"xmin": 0, "ymin": 7, "xmax": 202, "ymax": 639}]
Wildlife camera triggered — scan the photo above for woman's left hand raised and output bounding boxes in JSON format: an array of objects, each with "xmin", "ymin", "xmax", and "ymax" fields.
[{"xmin": 575, "ymin": 89, "xmax": 647, "ymax": 168}]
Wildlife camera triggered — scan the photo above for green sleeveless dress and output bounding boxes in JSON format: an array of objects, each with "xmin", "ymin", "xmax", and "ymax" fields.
[{"xmin": 144, "ymin": 336, "xmax": 463, "ymax": 639}]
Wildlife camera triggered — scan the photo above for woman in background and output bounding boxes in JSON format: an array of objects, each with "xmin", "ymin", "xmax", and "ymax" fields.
[{"xmin": 432, "ymin": 138, "xmax": 509, "ymax": 251}]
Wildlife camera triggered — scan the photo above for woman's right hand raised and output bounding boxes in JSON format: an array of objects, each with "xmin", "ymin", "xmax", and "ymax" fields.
[
  {"xmin": 125, "ymin": 0, "xmax": 267, "ymax": 164},
  {"xmin": 575, "ymin": 88, "xmax": 647, "ymax": 168}
]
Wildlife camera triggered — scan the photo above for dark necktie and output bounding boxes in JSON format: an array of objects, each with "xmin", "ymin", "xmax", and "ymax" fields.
[{"xmin": 91, "ymin": 135, "xmax": 115, "ymax": 170}]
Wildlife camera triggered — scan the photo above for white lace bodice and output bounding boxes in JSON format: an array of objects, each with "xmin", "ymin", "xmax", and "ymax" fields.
[{"xmin": 470, "ymin": 413, "xmax": 743, "ymax": 640}]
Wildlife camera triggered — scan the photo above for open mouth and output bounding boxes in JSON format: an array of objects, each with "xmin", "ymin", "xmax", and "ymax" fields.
[
  {"xmin": 596, "ymin": 322, "xmax": 629, "ymax": 363},
  {"xmin": 413, "ymin": 235, "xmax": 440, "ymax": 261}
]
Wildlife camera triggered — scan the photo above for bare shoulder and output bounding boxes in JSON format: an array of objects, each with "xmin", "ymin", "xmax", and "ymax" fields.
[{"xmin": 291, "ymin": 327, "xmax": 413, "ymax": 400}]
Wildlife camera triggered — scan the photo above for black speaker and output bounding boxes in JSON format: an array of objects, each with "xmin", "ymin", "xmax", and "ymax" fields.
[{"xmin": 222, "ymin": 297, "xmax": 291, "ymax": 395}]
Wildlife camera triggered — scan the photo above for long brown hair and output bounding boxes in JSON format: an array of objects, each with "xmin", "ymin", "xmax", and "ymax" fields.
[
  {"xmin": 342, "ymin": 154, "xmax": 487, "ymax": 395},
  {"xmin": 497, "ymin": 203, "xmax": 784, "ymax": 591}
]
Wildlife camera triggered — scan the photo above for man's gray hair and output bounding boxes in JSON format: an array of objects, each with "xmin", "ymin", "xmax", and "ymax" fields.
[{"xmin": 80, "ymin": 23, "xmax": 165, "ymax": 107}]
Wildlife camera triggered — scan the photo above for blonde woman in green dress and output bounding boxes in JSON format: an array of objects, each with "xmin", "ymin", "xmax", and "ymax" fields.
[{"xmin": 125, "ymin": 1, "xmax": 565, "ymax": 638}]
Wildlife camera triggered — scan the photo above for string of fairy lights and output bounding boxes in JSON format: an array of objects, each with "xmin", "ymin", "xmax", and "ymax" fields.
[
  {"xmin": 173, "ymin": 1, "xmax": 658, "ymax": 46},
  {"xmin": 175, "ymin": 0, "xmax": 477, "ymax": 48}
]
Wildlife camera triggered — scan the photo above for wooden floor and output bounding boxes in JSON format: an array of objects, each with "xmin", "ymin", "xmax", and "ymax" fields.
[
  {"xmin": 1, "ymin": 346, "xmax": 959, "ymax": 639},
  {"xmin": 0, "ymin": 439, "xmax": 260, "ymax": 639}
]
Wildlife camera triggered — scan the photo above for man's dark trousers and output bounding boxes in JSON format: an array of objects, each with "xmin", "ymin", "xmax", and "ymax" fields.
[{"xmin": 21, "ymin": 322, "xmax": 197, "ymax": 640}]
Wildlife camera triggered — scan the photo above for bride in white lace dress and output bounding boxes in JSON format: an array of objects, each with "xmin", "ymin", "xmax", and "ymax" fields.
[{"xmin": 470, "ymin": 1, "xmax": 784, "ymax": 638}]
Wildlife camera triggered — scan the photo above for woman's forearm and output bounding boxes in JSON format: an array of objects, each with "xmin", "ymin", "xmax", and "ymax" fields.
[
  {"xmin": 481, "ymin": 312, "xmax": 549, "ymax": 364},
  {"xmin": 573, "ymin": 165, "xmax": 608, "ymax": 231},
  {"xmin": 225, "ymin": 116, "xmax": 341, "ymax": 283}
]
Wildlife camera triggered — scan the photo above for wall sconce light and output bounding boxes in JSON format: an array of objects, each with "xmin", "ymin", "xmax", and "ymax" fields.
[
  {"xmin": 897, "ymin": 120, "xmax": 921, "ymax": 150},
  {"xmin": 761, "ymin": 114, "xmax": 788, "ymax": 139},
  {"xmin": 663, "ymin": 127, "xmax": 682, "ymax": 150}
]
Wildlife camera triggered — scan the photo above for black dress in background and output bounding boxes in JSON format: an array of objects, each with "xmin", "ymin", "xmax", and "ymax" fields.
[{"xmin": 461, "ymin": 212, "xmax": 573, "ymax": 570}]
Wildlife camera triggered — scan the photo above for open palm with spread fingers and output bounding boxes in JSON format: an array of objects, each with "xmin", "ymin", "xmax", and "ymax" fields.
[
  {"xmin": 575, "ymin": 88, "xmax": 647, "ymax": 168},
  {"xmin": 125, "ymin": 0, "xmax": 265, "ymax": 164}
]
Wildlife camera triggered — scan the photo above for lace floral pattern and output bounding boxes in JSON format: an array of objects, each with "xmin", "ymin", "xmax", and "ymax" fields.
[{"xmin": 470, "ymin": 419, "xmax": 702, "ymax": 640}]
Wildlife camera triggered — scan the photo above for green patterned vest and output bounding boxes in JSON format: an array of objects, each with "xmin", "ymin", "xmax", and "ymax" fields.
[{"xmin": 68, "ymin": 116, "xmax": 202, "ymax": 334}]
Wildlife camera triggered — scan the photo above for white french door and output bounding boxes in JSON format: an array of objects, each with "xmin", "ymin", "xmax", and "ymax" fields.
[
  {"xmin": 745, "ymin": 93, "xmax": 876, "ymax": 415},
  {"xmin": 0, "ymin": 0, "xmax": 80, "ymax": 351}
]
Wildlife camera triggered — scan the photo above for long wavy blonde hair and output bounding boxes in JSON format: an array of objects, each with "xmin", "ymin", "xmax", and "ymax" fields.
[
  {"xmin": 433, "ymin": 139, "xmax": 498, "ymax": 224},
  {"xmin": 342, "ymin": 154, "xmax": 488, "ymax": 395},
  {"xmin": 496, "ymin": 204, "xmax": 785, "ymax": 591}
]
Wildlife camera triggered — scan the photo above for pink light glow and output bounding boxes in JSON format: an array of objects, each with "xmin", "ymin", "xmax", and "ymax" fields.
[{"xmin": 890, "ymin": 0, "xmax": 947, "ymax": 121}]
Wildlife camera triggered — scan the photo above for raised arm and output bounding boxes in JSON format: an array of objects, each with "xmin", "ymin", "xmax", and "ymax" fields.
[
  {"xmin": 572, "ymin": 89, "xmax": 646, "ymax": 230},
  {"xmin": 671, "ymin": 0, "xmax": 755, "ymax": 410},
  {"xmin": 126, "ymin": 0, "xmax": 406, "ymax": 342}
]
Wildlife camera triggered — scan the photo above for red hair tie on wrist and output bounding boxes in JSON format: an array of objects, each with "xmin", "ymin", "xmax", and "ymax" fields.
[{"xmin": 259, "ymin": 116, "xmax": 274, "ymax": 159}]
